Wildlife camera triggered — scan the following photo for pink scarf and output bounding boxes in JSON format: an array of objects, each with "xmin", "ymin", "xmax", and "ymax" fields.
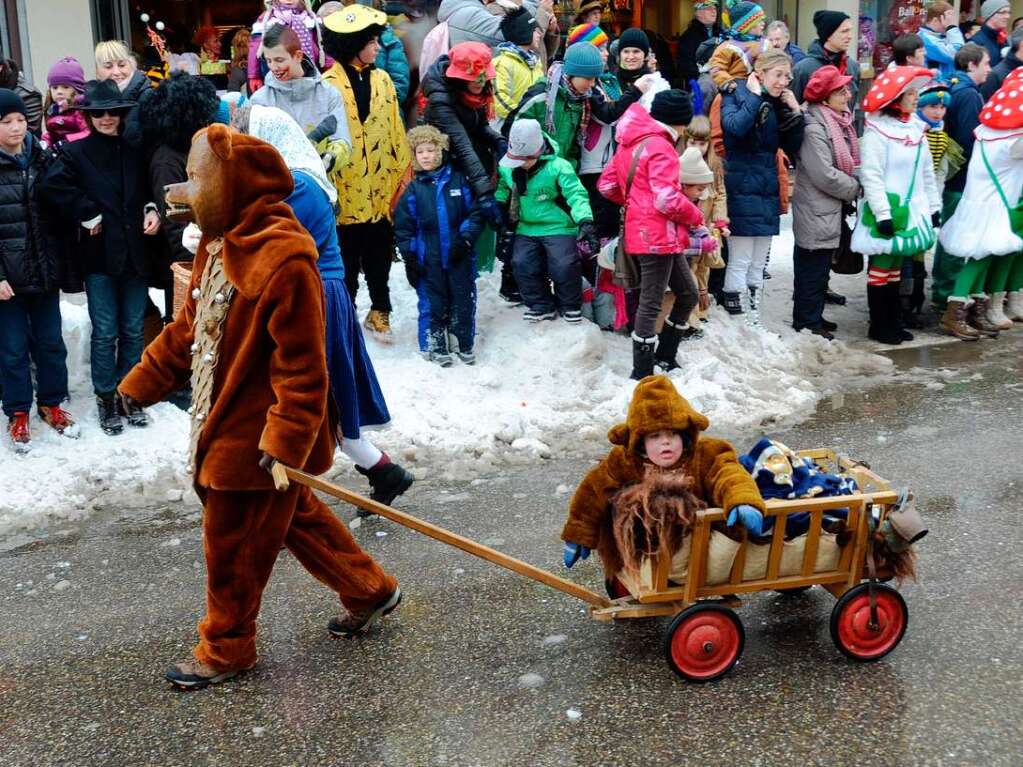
[{"xmin": 817, "ymin": 104, "xmax": 860, "ymax": 177}]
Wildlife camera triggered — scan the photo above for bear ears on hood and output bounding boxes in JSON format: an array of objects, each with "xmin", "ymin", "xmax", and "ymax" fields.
[{"xmin": 607, "ymin": 375, "xmax": 710, "ymax": 454}]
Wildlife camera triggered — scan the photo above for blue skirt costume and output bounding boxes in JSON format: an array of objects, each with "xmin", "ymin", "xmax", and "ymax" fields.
[{"xmin": 286, "ymin": 171, "xmax": 390, "ymax": 439}]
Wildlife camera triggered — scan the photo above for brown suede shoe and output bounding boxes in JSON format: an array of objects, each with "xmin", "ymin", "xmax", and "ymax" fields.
[
  {"xmin": 940, "ymin": 300, "xmax": 980, "ymax": 341},
  {"xmin": 328, "ymin": 587, "xmax": 402, "ymax": 638},
  {"xmin": 165, "ymin": 658, "xmax": 255, "ymax": 690},
  {"xmin": 967, "ymin": 297, "xmax": 1001, "ymax": 338}
]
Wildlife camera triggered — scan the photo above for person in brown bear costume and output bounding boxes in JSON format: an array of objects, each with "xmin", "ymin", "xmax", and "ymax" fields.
[{"xmin": 118, "ymin": 123, "xmax": 401, "ymax": 690}]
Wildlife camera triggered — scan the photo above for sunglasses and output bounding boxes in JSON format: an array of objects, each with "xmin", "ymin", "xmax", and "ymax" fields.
[{"xmin": 89, "ymin": 109, "xmax": 129, "ymax": 118}]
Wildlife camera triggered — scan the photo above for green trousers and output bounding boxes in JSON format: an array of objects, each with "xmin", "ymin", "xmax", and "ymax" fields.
[
  {"xmin": 931, "ymin": 191, "xmax": 965, "ymax": 308},
  {"xmin": 987, "ymin": 253, "xmax": 1023, "ymax": 292},
  {"xmin": 951, "ymin": 256, "xmax": 993, "ymax": 299},
  {"xmin": 475, "ymin": 225, "xmax": 496, "ymax": 273}
]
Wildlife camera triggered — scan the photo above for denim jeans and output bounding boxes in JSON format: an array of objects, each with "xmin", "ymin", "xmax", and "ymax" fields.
[
  {"xmin": 0, "ymin": 291, "xmax": 69, "ymax": 416},
  {"xmin": 84, "ymin": 272, "xmax": 148, "ymax": 395},
  {"xmin": 792, "ymin": 245, "xmax": 834, "ymax": 330}
]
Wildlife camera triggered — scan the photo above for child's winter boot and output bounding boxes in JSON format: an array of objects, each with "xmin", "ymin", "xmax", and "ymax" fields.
[
  {"xmin": 355, "ymin": 453, "xmax": 415, "ymax": 515},
  {"xmin": 654, "ymin": 320, "xmax": 683, "ymax": 372},
  {"xmin": 939, "ymin": 299, "xmax": 980, "ymax": 341},
  {"xmin": 986, "ymin": 291, "xmax": 1014, "ymax": 330},
  {"xmin": 7, "ymin": 411, "xmax": 30, "ymax": 452},
  {"xmin": 720, "ymin": 291, "xmax": 742, "ymax": 315},
  {"xmin": 456, "ymin": 350, "xmax": 476, "ymax": 365},
  {"xmin": 1006, "ymin": 290, "xmax": 1023, "ymax": 321},
  {"xmin": 967, "ymin": 296, "xmax": 1001, "ymax": 338},
  {"xmin": 630, "ymin": 334, "xmax": 656, "ymax": 380},
  {"xmin": 745, "ymin": 287, "xmax": 761, "ymax": 327},
  {"xmin": 867, "ymin": 284, "xmax": 903, "ymax": 345},
  {"xmin": 499, "ymin": 266, "xmax": 522, "ymax": 305},
  {"xmin": 38, "ymin": 405, "xmax": 79, "ymax": 438},
  {"xmin": 117, "ymin": 396, "xmax": 150, "ymax": 428},
  {"xmin": 889, "ymin": 283, "xmax": 913, "ymax": 341}
]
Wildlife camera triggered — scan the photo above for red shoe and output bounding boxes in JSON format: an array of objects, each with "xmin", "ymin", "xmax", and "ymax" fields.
[
  {"xmin": 8, "ymin": 412, "xmax": 30, "ymax": 451},
  {"xmin": 38, "ymin": 405, "xmax": 79, "ymax": 437}
]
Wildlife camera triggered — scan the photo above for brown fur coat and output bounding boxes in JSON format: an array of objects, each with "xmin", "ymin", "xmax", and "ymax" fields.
[{"xmin": 120, "ymin": 126, "xmax": 335, "ymax": 491}]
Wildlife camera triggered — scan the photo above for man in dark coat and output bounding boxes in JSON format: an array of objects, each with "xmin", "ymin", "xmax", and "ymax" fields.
[
  {"xmin": 792, "ymin": 11, "xmax": 860, "ymax": 105},
  {"xmin": 932, "ymin": 43, "xmax": 991, "ymax": 308},
  {"xmin": 981, "ymin": 26, "xmax": 1023, "ymax": 98},
  {"xmin": 677, "ymin": 2, "xmax": 724, "ymax": 89},
  {"xmin": 971, "ymin": 0, "xmax": 1011, "ymax": 69},
  {"xmin": 0, "ymin": 89, "xmax": 75, "ymax": 448}
]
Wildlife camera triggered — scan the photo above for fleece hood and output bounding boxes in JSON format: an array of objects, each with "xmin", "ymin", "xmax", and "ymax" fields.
[{"xmin": 607, "ymin": 375, "xmax": 710, "ymax": 455}]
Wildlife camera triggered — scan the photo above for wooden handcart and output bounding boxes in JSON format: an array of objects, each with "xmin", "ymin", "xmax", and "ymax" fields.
[{"xmin": 272, "ymin": 448, "xmax": 909, "ymax": 682}]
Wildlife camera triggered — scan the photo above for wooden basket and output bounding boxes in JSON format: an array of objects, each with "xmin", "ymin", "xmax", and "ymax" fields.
[{"xmin": 170, "ymin": 261, "xmax": 193, "ymax": 318}]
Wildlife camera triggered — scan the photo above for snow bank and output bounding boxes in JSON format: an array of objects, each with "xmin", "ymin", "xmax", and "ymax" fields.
[{"xmin": 0, "ymin": 224, "xmax": 895, "ymax": 534}]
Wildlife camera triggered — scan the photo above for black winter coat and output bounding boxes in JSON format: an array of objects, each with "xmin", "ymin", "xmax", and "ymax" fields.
[
  {"xmin": 945, "ymin": 71, "xmax": 985, "ymax": 194},
  {"xmin": 422, "ymin": 56, "xmax": 505, "ymax": 198},
  {"xmin": 149, "ymin": 144, "xmax": 191, "ymax": 266},
  {"xmin": 721, "ymin": 82, "xmax": 804, "ymax": 237},
  {"xmin": 41, "ymin": 130, "xmax": 153, "ymax": 279},
  {"xmin": 0, "ymin": 135, "xmax": 61, "ymax": 294},
  {"xmin": 677, "ymin": 19, "xmax": 723, "ymax": 85},
  {"xmin": 971, "ymin": 24, "xmax": 1004, "ymax": 70}
]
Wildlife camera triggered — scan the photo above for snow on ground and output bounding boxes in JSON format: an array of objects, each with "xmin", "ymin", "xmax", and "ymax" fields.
[{"xmin": 0, "ymin": 220, "xmax": 904, "ymax": 534}]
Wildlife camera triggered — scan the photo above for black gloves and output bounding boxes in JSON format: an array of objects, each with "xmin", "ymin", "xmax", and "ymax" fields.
[
  {"xmin": 403, "ymin": 253, "xmax": 420, "ymax": 288},
  {"xmin": 449, "ymin": 238, "xmax": 473, "ymax": 265},
  {"xmin": 496, "ymin": 226, "xmax": 516, "ymax": 264},
  {"xmin": 577, "ymin": 221, "xmax": 600, "ymax": 258},
  {"xmin": 876, "ymin": 218, "xmax": 895, "ymax": 237},
  {"xmin": 931, "ymin": 211, "xmax": 942, "ymax": 228}
]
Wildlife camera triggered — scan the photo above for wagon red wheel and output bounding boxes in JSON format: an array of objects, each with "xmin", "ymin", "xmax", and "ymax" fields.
[
  {"xmin": 663, "ymin": 603, "xmax": 744, "ymax": 682},
  {"xmin": 830, "ymin": 583, "xmax": 908, "ymax": 662}
]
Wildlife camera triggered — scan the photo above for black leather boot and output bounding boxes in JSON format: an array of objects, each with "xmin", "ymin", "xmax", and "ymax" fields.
[
  {"xmin": 354, "ymin": 455, "xmax": 415, "ymax": 515},
  {"xmin": 654, "ymin": 321, "xmax": 683, "ymax": 372},
  {"xmin": 96, "ymin": 393, "xmax": 124, "ymax": 435},
  {"xmin": 630, "ymin": 334, "xmax": 656, "ymax": 380}
]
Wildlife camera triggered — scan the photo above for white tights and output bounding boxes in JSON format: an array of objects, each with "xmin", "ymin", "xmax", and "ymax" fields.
[{"xmin": 341, "ymin": 435, "xmax": 383, "ymax": 470}]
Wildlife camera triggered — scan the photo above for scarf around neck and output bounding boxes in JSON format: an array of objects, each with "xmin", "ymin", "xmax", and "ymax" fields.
[{"xmin": 815, "ymin": 103, "xmax": 860, "ymax": 176}]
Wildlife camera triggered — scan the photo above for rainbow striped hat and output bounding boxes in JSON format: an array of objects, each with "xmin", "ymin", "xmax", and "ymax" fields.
[
  {"xmin": 728, "ymin": 2, "xmax": 766, "ymax": 37},
  {"xmin": 568, "ymin": 23, "xmax": 609, "ymax": 49}
]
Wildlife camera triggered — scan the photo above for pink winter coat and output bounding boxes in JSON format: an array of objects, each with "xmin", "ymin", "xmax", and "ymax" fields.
[
  {"xmin": 42, "ymin": 103, "xmax": 89, "ymax": 148},
  {"xmin": 598, "ymin": 103, "xmax": 703, "ymax": 255}
]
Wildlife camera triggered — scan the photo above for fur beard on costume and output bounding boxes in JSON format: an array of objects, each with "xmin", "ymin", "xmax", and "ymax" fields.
[
  {"xmin": 870, "ymin": 529, "xmax": 918, "ymax": 584},
  {"xmin": 611, "ymin": 469, "xmax": 706, "ymax": 574},
  {"xmin": 322, "ymin": 24, "xmax": 386, "ymax": 66},
  {"xmin": 138, "ymin": 71, "xmax": 220, "ymax": 151}
]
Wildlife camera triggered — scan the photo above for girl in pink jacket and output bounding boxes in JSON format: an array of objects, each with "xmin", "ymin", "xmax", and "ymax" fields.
[
  {"xmin": 41, "ymin": 57, "xmax": 89, "ymax": 149},
  {"xmin": 247, "ymin": 0, "xmax": 324, "ymax": 93},
  {"xmin": 598, "ymin": 93, "xmax": 704, "ymax": 380}
]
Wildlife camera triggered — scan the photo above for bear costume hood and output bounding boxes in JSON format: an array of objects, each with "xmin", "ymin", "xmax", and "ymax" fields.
[
  {"xmin": 607, "ymin": 375, "xmax": 710, "ymax": 456},
  {"xmin": 190, "ymin": 124, "xmax": 319, "ymax": 301}
]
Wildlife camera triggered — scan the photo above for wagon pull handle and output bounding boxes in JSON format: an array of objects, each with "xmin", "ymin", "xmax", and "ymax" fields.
[{"xmin": 277, "ymin": 465, "xmax": 613, "ymax": 609}]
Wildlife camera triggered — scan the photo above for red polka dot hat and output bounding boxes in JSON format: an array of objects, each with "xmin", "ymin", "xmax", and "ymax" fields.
[
  {"xmin": 981, "ymin": 70, "xmax": 1023, "ymax": 129},
  {"xmin": 861, "ymin": 66, "xmax": 935, "ymax": 113}
]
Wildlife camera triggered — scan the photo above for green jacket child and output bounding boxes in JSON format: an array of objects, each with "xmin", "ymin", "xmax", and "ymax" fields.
[{"xmin": 496, "ymin": 119, "xmax": 599, "ymax": 323}]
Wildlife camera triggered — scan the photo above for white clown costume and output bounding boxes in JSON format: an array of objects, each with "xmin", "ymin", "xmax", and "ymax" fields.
[
  {"xmin": 851, "ymin": 66, "xmax": 941, "ymax": 345},
  {"xmin": 938, "ymin": 68, "xmax": 1023, "ymax": 334}
]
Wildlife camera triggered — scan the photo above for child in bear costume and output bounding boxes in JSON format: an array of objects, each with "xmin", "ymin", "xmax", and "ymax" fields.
[
  {"xmin": 118, "ymin": 124, "xmax": 400, "ymax": 689},
  {"xmin": 561, "ymin": 375, "xmax": 765, "ymax": 577}
]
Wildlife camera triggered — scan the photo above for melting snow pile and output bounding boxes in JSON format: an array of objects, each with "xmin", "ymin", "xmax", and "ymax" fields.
[{"xmin": 0, "ymin": 225, "xmax": 895, "ymax": 534}]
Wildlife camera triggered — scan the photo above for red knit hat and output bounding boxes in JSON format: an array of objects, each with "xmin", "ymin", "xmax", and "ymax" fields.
[
  {"xmin": 861, "ymin": 66, "xmax": 934, "ymax": 113},
  {"xmin": 803, "ymin": 65, "xmax": 854, "ymax": 104},
  {"xmin": 445, "ymin": 42, "xmax": 496, "ymax": 82},
  {"xmin": 980, "ymin": 74, "xmax": 1023, "ymax": 129}
]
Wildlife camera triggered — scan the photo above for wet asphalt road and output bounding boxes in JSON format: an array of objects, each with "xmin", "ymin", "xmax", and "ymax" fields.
[{"xmin": 1, "ymin": 335, "xmax": 1021, "ymax": 767}]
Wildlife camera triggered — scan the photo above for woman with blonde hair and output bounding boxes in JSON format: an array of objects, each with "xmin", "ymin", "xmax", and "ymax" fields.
[{"xmin": 94, "ymin": 40, "xmax": 150, "ymax": 145}]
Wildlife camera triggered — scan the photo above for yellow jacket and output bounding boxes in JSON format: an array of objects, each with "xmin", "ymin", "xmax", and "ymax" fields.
[
  {"xmin": 493, "ymin": 46, "xmax": 545, "ymax": 121},
  {"xmin": 322, "ymin": 63, "xmax": 410, "ymax": 225}
]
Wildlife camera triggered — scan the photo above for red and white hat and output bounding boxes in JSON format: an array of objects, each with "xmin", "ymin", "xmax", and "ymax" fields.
[
  {"xmin": 861, "ymin": 66, "xmax": 935, "ymax": 113},
  {"xmin": 980, "ymin": 74, "xmax": 1023, "ymax": 129}
]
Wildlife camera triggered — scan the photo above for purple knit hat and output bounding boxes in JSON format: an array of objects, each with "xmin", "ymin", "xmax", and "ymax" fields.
[{"xmin": 47, "ymin": 57, "xmax": 86, "ymax": 94}]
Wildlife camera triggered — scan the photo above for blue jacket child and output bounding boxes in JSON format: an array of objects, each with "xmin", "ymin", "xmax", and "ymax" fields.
[{"xmin": 395, "ymin": 125, "xmax": 487, "ymax": 366}]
